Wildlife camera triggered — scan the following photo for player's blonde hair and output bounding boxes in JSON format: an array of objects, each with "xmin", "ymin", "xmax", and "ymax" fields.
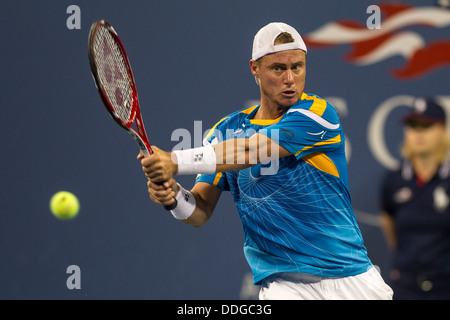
[{"xmin": 274, "ymin": 32, "xmax": 295, "ymax": 45}]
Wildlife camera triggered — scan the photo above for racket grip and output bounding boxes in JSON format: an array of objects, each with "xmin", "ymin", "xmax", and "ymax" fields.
[{"xmin": 164, "ymin": 198, "xmax": 178, "ymax": 211}]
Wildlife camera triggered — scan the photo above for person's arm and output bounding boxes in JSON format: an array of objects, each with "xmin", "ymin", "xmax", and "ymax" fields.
[
  {"xmin": 379, "ymin": 211, "xmax": 397, "ymax": 250},
  {"xmin": 141, "ymin": 133, "xmax": 291, "ymax": 183},
  {"xmin": 145, "ymin": 177, "xmax": 222, "ymax": 227},
  {"xmin": 214, "ymin": 133, "xmax": 291, "ymax": 172},
  {"xmin": 186, "ymin": 182, "xmax": 222, "ymax": 227}
]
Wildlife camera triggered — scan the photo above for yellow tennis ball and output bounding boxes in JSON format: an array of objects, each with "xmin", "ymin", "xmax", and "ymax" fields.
[{"xmin": 50, "ymin": 191, "xmax": 80, "ymax": 220}]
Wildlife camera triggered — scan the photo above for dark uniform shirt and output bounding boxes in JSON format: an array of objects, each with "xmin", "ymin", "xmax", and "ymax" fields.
[{"xmin": 381, "ymin": 160, "xmax": 450, "ymax": 299}]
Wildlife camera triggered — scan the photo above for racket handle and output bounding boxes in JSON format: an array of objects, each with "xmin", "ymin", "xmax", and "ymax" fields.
[{"xmin": 163, "ymin": 199, "xmax": 178, "ymax": 211}]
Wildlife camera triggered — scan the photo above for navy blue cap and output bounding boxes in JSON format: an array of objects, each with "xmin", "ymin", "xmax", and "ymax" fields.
[{"xmin": 403, "ymin": 98, "xmax": 446, "ymax": 126}]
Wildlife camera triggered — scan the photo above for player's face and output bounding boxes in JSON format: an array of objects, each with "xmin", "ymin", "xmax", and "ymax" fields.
[
  {"xmin": 404, "ymin": 122, "xmax": 447, "ymax": 157},
  {"xmin": 251, "ymin": 49, "xmax": 306, "ymax": 110}
]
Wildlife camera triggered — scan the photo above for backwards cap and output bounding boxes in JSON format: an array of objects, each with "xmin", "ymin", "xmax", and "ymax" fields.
[{"xmin": 252, "ymin": 22, "xmax": 307, "ymax": 61}]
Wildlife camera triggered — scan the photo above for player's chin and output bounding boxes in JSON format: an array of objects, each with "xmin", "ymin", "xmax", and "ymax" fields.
[{"xmin": 279, "ymin": 94, "xmax": 300, "ymax": 107}]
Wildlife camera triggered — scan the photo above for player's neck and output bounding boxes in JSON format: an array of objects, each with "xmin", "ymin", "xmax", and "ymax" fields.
[{"xmin": 255, "ymin": 103, "xmax": 288, "ymax": 120}]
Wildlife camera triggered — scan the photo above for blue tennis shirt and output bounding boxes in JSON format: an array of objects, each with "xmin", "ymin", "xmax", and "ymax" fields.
[{"xmin": 196, "ymin": 93, "xmax": 372, "ymax": 284}]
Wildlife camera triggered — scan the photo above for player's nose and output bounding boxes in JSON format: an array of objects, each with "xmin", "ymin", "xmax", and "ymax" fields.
[{"xmin": 284, "ymin": 70, "xmax": 294, "ymax": 86}]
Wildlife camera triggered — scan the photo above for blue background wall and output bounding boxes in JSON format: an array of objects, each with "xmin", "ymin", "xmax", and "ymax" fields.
[{"xmin": 1, "ymin": 0, "xmax": 449, "ymax": 299}]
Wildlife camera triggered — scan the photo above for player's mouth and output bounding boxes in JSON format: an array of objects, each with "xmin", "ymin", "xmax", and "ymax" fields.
[{"xmin": 281, "ymin": 90, "xmax": 297, "ymax": 99}]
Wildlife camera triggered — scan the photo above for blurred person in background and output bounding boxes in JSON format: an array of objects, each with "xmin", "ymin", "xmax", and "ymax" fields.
[{"xmin": 380, "ymin": 97, "xmax": 450, "ymax": 299}]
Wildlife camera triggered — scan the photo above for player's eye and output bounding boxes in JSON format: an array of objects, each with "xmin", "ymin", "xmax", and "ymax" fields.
[
  {"xmin": 292, "ymin": 63, "xmax": 304, "ymax": 72},
  {"xmin": 271, "ymin": 66, "xmax": 286, "ymax": 74}
]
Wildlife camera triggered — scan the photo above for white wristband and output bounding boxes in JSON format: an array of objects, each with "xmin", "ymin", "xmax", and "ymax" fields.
[
  {"xmin": 170, "ymin": 183, "xmax": 196, "ymax": 220},
  {"xmin": 172, "ymin": 145, "xmax": 216, "ymax": 175}
]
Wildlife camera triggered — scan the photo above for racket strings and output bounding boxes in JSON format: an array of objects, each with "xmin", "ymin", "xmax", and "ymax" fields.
[{"xmin": 94, "ymin": 26, "xmax": 134, "ymax": 124}]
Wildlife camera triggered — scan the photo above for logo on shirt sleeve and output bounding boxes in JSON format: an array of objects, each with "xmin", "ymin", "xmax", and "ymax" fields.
[
  {"xmin": 280, "ymin": 128, "xmax": 295, "ymax": 140},
  {"xmin": 307, "ymin": 130, "xmax": 327, "ymax": 139}
]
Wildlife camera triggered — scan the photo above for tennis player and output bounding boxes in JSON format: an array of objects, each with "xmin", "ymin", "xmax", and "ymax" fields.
[{"xmin": 140, "ymin": 22, "xmax": 393, "ymax": 300}]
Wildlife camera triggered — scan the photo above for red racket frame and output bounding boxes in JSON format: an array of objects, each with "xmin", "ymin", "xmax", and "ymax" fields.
[
  {"xmin": 88, "ymin": 20, "xmax": 152, "ymax": 157},
  {"xmin": 88, "ymin": 20, "xmax": 177, "ymax": 210}
]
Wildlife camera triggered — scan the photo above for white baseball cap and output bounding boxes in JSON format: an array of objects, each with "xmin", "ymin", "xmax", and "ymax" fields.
[{"xmin": 252, "ymin": 22, "xmax": 307, "ymax": 61}]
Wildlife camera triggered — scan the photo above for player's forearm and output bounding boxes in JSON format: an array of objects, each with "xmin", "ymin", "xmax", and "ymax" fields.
[
  {"xmin": 173, "ymin": 134, "xmax": 290, "ymax": 175},
  {"xmin": 171, "ymin": 182, "xmax": 221, "ymax": 227},
  {"xmin": 182, "ymin": 191, "xmax": 214, "ymax": 227},
  {"xmin": 172, "ymin": 139, "xmax": 253, "ymax": 175},
  {"xmin": 213, "ymin": 138, "xmax": 255, "ymax": 172}
]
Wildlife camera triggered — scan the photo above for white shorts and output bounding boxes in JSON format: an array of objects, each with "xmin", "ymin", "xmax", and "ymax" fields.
[{"xmin": 259, "ymin": 267, "xmax": 393, "ymax": 300}]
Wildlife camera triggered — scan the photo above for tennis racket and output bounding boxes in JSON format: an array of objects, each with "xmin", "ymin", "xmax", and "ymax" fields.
[{"xmin": 88, "ymin": 19, "xmax": 177, "ymax": 210}]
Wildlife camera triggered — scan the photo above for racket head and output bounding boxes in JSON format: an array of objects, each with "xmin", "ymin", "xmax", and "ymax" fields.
[
  {"xmin": 88, "ymin": 20, "xmax": 176, "ymax": 210},
  {"xmin": 88, "ymin": 20, "xmax": 152, "ymax": 155}
]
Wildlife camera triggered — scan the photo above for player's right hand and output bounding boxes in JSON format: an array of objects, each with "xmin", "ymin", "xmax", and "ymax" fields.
[
  {"xmin": 146, "ymin": 177, "xmax": 178, "ymax": 207},
  {"xmin": 139, "ymin": 146, "xmax": 177, "ymax": 183}
]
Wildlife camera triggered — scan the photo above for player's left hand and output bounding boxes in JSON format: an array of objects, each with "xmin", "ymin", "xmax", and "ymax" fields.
[{"xmin": 139, "ymin": 146, "xmax": 177, "ymax": 183}]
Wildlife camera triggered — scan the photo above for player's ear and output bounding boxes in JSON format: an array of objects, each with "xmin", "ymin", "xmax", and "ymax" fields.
[
  {"xmin": 249, "ymin": 59, "xmax": 258, "ymax": 76},
  {"xmin": 249, "ymin": 60, "xmax": 260, "ymax": 85}
]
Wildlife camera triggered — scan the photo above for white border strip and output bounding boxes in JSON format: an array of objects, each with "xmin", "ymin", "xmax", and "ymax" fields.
[{"xmin": 287, "ymin": 108, "xmax": 340, "ymax": 130}]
